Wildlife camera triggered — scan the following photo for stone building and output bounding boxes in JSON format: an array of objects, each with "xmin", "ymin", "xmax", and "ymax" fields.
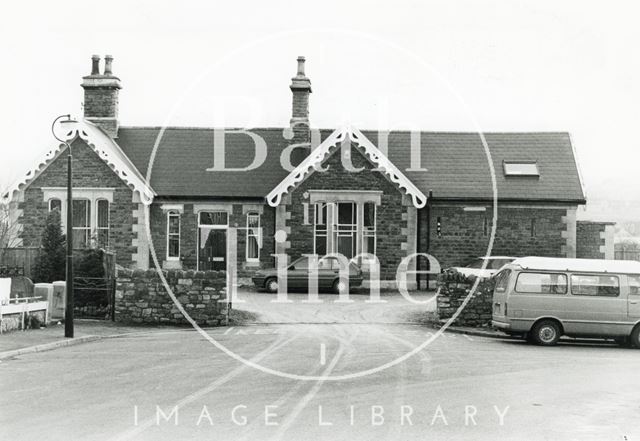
[{"xmin": 5, "ymin": 55, "xmax": 589, "ymax": 287}]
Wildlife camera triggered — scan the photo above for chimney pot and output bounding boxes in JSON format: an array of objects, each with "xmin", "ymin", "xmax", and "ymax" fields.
[
  {"xmin": 104, "ymin": 55, "xmax": 114, "ymax": 75},
  {"xmin": 91, "ymin": 55, "xmax": 100, "ymax": 75},
  {"xmin": 296, "ymin": 56, "xmax": 306, "ymax": 76}
]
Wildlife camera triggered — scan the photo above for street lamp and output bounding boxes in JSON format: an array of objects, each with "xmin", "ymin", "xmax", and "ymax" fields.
[{"xmin": 51, "ymin": 114, "xmax": 77, "ymax": 338}]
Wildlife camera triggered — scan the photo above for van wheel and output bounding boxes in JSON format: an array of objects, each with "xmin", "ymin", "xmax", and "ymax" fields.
[
  {"xmin": 265, "ymin": 278, "xmax": 279, "ymax": 294},
  {"xmin": 531, "ymin": 320, "xmax": 561, "ymax": 346},
  {"xmin": 630, "ymin": 326, "xmax": 640, "ymax": 349}
]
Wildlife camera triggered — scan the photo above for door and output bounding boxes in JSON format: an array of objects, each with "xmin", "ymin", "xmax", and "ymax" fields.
[{"xmin": 199, "ymin": 228, "xmax": 227, "ymax": 271}]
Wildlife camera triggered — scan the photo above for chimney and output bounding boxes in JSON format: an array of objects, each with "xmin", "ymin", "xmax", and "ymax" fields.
[
  {"xmin": 81, "ymin": 54, "xmax": 122, "ymax": 138},
  {"xmin": 289, "ymin": 56, "xmax": 312, "ymax": 150}
]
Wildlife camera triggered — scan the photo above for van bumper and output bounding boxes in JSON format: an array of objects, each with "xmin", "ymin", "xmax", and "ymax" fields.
[{"xmin": 492, "ymin": 320, "xmax": 511, "ymax": 331}]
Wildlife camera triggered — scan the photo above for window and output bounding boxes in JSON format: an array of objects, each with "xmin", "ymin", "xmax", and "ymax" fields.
[
  {"xmin": 291, "ymin": 257, "xmax": 309, "ymax": 270},
  {"xmin": 503, "ymin": 161, "xmax": 540, "ymax": 177},
  {"xmin": 494, "ymin": 269, "xmax": 512, "ymax": 293},
  {"xmin": 199, "ymin": 211, "xmax": 228, "ymax": 226},
  {"xmin": 167, "ymin": 211, "xmax": 180, "ymax": 260},
  {"xmin": 314, "ymin": 203, "xmax": 328, "ymax": 256},
  {"xmin": 629, "ymin": 276, "xmax": 640, "ymax": 295},
  {"xmin": 72, "ymin": 199, "xmax": 91, "ymax": 249},
  {"xmin": 96, "ymin": 199, "xmax": 109, "ymax": 248},
  {"xmin": 49, "ymin": 198, "xmax": 62, "ymax": 212},
  {"xmin": 337, "ymin": 202, "xmax": 356, "ymax": 259},
  {"xmin": 515, "ymin": 272, "xmax": 567, "ymax": 294},
  {"xmin": 571, "ymin": 274, "xmax": 620, "ymax": 297},
  {"xmin": 246, "ymin": 212, "xmax": 260, "ymax": 262},
  {"xmin": 362, "ymin": 202, "xmax": 376, "ymax": 257}
]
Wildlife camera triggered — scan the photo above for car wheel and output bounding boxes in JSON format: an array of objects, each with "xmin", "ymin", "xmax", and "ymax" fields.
[
  {"xmin": 332, "ymin": 279, "xmax": 347, "ymax": 295},
  {"xmin": 630, "ymin": 325, "xmax": 640, "ymax": 349},
  {"xmin": 531, "ymin": 320, "xmax": 561, "ymax": 346},
  {"xmin": 265, "ymin": 278, "xmax": 279, "ymax": 294}
]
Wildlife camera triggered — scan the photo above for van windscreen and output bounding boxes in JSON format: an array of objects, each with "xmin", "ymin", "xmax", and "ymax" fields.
[{"xmin": 515, "ymin": 272, "xmax": 567, "ymax": 294}]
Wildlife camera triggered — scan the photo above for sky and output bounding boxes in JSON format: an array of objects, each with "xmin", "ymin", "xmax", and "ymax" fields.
[{"xmin": 0, "ymin": 0, "xmax": 638, "ymax": 222}]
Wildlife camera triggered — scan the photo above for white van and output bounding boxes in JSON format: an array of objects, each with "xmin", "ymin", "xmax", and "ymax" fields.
[{"xmin": 491, "ymin": 257, "xmax": 640, "ymax": 347}]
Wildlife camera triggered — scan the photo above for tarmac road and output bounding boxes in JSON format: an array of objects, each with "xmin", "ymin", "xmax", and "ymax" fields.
[{"xmin": 1, "ymin": 295, "xmax": 639, "ymax": 440}]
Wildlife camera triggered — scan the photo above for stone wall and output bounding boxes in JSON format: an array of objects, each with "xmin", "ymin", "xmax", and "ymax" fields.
[
  {"xmin": 420, "ymin": 203, "xmax": 570, "ymax": 271},
  {"xmin": 114, "ymin": 269, "xmax": 228, "ymax": 326},
  {"xmin": 577, "ymin": 221, "xmax": 615, "ymax": 259},
  {"xmin": 436, "ymin": 272, "xmax": 495, "ymax": 327}
]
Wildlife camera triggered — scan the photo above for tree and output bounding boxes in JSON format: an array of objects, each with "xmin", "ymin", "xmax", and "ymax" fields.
[
  {"xmin": 0, "ymin": 193, "xmax": 21, "ymax": 263},
  {"xmin": 32, "ymin": 210, "xmax": 66, "ymax": 283}
]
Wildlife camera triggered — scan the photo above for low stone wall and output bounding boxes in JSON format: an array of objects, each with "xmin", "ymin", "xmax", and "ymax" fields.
[
  {"xmin": 436, "ymin": 272, "xmax": 495, "ymax": 327},
  {"xmin": 115, "ymin": 269, "xmax": 228, "ymax": 326}
]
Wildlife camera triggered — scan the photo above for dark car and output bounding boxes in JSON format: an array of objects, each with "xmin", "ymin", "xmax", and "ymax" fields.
[{"xmin": 252, "ymin": 256, "xmax": 364, "ymax": 294}]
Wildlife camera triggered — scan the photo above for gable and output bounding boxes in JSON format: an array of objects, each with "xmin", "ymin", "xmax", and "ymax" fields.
[
  {"xmin": 266, "ymin": 127, "xmax": 428, "ymax": 208},
  {"xmin": 5, "ymin": 121, "xmax": 154, "ymax": 204}
]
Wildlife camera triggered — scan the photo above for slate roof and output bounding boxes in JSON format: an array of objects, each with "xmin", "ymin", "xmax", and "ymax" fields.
[{"xmin": 116, "ymin": 127, "xmax": 586, "ymax": 203}]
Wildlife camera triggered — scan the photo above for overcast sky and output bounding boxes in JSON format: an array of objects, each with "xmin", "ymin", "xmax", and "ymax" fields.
[{"xmin": 1, "ymin": 0, "xmax": 638, "ymax": 221}]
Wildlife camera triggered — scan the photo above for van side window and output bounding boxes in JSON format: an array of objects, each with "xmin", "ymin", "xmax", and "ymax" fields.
[
  {"xmin": 571, "ymin": 274, "xmax": 620, "ymax": 297},
  {"xmin": 630, "ymin": 276, "xmax": 640, "ymax": 295},
  {"xmin": 494, "ymin": 269, "xmax": 511, "ymax": 292},
  {"xmin": 515, "ymin": 272, "xmax": 567, "ymax": 294}
]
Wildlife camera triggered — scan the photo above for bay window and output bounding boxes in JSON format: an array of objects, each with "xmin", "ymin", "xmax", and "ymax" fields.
[{"xmin": 312, "ymin": 197, "xmax": 378, "ymax": 260}]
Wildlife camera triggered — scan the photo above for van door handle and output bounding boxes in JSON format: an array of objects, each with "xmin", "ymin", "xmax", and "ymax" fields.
[{"xmin": 631, "ymin": 301, "xmax": 639, "ymax": 305}]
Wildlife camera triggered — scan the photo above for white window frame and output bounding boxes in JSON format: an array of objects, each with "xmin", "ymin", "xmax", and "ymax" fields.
[
  {"xmin": 166, "ymin": 211, "xmax": 181, "ymax": 261},
  {"xmin": 336, "ymin": 201, "xmax": 357, "ymax": 259},
  {"xmin": 245, "ymin": 212, "xmax": 261, "ymax": 262},
  {"xmin": 313, "ymin": 202, "xmax": 329, "ymax": 256},
  {"xmin": 95, "ymin": 198, "xmax": 110, "ymax": 248},
  {"xmin": 72, "ymin": 198, "xmax": 91, "ymax": 249},
  {"xmin": 312, "ymin": 199, "xmax": 378, "ymax": 260},
  {"xmin": 41, "ymin": 188, "xmax": 114, "ymax": 244},
  {"xmin": 362, "ymin": 201, "xmax": 377, "ymax": 257}
]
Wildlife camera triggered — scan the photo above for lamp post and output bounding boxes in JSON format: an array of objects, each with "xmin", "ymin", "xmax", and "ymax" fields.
[{"xmin": 52, "ymin": 114, "xmax": 77, "ymax": 338}]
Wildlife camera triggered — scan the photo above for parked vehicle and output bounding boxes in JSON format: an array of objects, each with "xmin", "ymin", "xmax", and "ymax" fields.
[
  {"xmin": 252, "ymin": 256, "xmax": 364, "ymax": 294},
  {"xmin": 491, "ymin": 256, "xmax": 640, "ymax": 347},
  {"xmin": 448, "ymin": 256, "xmax": 516, "ymax": 278}
]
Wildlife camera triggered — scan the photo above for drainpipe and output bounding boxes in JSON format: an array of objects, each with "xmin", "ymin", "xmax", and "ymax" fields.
[{"xmin": 425, "ymin": 190, "xmax": 433, "ymax": 290}]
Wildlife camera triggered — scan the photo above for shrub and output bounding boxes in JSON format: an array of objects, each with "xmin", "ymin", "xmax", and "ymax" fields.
[{"xmin": 32, "ymin": 211, "xmax": 66, "ymax": 283}]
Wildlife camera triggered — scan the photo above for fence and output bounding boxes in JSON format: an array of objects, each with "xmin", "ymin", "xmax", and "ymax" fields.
[
  {"xmin": 73, "ymin": 250, "xmax": 116, "ymax": 320},
  {"xmin": 0, "ymin": 248, "xmax": 40, "ymax": 278}
]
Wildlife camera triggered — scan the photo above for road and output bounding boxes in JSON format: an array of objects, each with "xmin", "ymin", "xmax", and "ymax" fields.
[{"xmin": 1, "ymin": 293, "xmax": 638, "ymax": 441}]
